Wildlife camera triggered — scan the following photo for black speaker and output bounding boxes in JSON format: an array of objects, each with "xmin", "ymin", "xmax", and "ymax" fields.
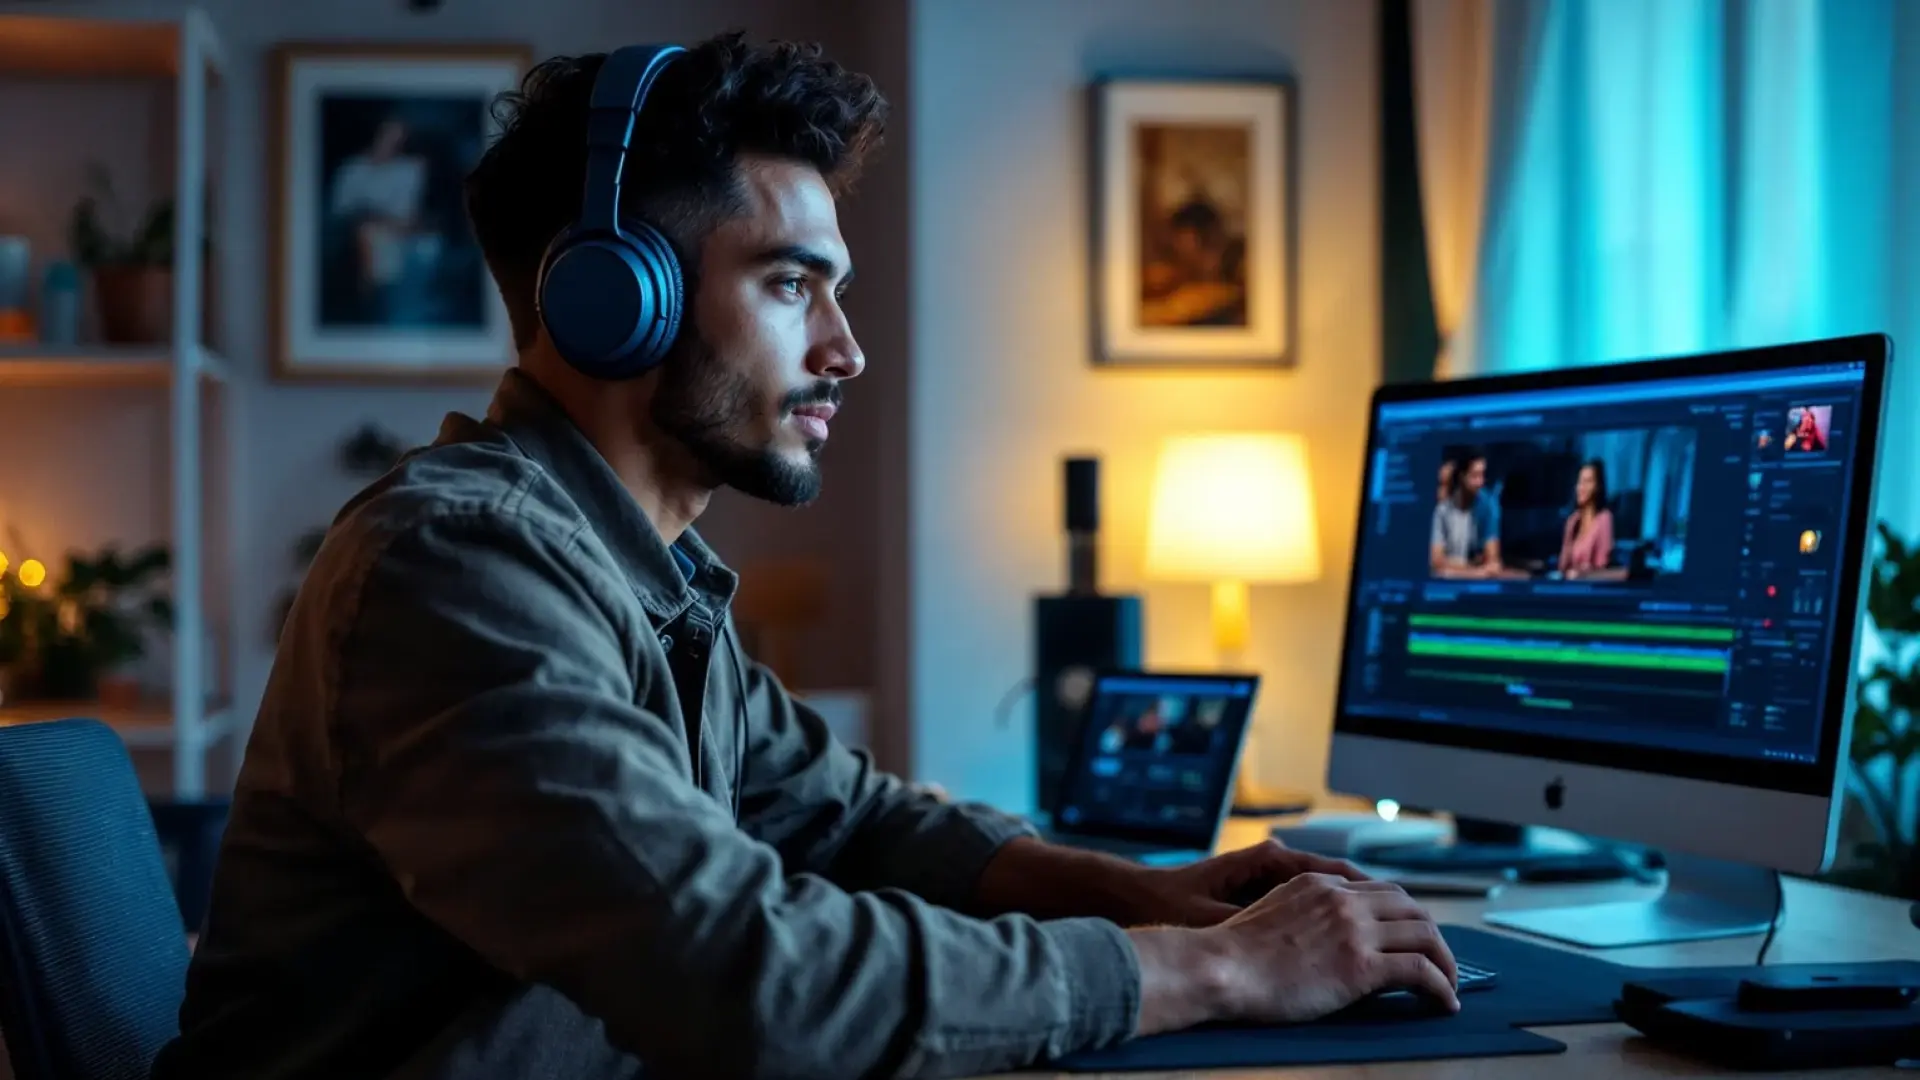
[
  {"xmin": 1033, "ymin": 456, "xmax": 1143, "ymax": 812},
  {"xmin": 1034, "ymin": 595, "xmax": 1141, "ymax": 811}
]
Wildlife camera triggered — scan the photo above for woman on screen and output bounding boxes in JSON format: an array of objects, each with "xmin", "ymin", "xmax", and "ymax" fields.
[
  {"xmin": 1787, "ymin": 407, "xmax": 1827, "ymax": 452},
  {"xmin": 1559, "ymin": 459, "xmax": 1615, "ymax": 579}
]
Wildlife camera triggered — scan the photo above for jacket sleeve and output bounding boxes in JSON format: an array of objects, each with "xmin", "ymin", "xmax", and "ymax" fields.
[
  {"xmin": 328, "ymin": 511, "xmax": 1139, "ymax": 1080},
  {"xmin": 731, "ymin": 652, "xmax": 1038, "ymax": 909}
]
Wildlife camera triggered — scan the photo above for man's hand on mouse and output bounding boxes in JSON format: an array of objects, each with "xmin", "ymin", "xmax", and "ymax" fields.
[
  {"xmin": 1126, "ymin": 868, "xmax": 1461, "ymax": 1035},
  {"xmin": 1125, "ymin": 838, "xmax": 1375, "ymax": 927}
]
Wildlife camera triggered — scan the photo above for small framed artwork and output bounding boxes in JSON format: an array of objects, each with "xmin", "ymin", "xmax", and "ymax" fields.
[
  {"xmin": 269, "ymin": 43, "xmax": 531, "ymax": 383},
  {"xmin": 1090, "ymin": 77, "xmax": 1294, "ymax": 368}
]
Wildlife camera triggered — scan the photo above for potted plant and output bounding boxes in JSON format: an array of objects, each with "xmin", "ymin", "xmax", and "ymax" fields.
[
  {"xmin": 32, "ymin": 544, "xmax": 174, "ymax": 706},
  {"xmin": 1828, "ymin": 522, "xmax": 1920, "ymax": 897},
  {"xmin": 68, "ymin": 162, "xmax": 178, "ymax": 345}
]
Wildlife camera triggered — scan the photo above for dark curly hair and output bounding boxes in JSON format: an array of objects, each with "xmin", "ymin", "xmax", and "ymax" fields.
[{"xmin": 464, "ymin": 31, "xmax": 888, "ymax": 349}]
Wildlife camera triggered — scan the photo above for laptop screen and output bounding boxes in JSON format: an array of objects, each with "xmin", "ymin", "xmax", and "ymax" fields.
[{"xmin": 1053, "ymin": 672, "xmax": 1260, "ymax": 848}]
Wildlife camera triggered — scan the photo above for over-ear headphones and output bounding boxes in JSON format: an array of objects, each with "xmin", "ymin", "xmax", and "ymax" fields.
[{"xmin": 536, "ymin": 44, "xmax": 687, "ymax": 380}]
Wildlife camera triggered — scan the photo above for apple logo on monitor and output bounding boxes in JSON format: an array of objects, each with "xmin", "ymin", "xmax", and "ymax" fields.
[{"xmin": 1544, "ymin": 777, "xmax": 1566, "ymax": 811}]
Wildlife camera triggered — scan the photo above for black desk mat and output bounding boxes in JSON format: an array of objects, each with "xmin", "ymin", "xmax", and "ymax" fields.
[
  {"xmin": 1051, "ymin": 923, "xmax": 1644, "ymax": 1072},
  {"xmin": 1051, "ymin": 1024, "xmax": 1563, "ymax": 1072}
]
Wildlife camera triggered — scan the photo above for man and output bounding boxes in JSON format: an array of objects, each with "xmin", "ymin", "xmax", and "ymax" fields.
[
  {"xmin": 1430, "ymin": 449, "xmax": 1504, "ymax": 577},
  {"xmin": 155, "ymin": 33, "xmax": 1457, "ymax": 1080}
]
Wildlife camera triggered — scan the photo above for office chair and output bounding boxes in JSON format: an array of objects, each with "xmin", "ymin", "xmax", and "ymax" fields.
[{"xmin": 0, "ymin": 718, "xmax": 192, "ymax": 1080}]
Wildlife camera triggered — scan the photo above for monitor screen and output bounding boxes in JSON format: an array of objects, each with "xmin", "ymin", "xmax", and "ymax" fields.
[
  {"xmin": 1054, "ymin": 673, "xmax": 1258, "ymax": 844},
  {"xmin": 1335, "ymin": 351, "xmax": 1879, "ymax": 794}
]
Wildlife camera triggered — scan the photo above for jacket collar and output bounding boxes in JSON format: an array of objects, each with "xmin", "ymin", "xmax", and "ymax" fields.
[{"xmin": 479, "ymin": 368, "xmax": 737, "ymax": 623}]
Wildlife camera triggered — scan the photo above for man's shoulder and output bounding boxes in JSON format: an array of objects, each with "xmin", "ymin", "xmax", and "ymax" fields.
[
  {"xmin": 291, "ymin": 424, "xmax": 606, "ymax": 621},
  {"xmin": 336, "ymin": 425, "xmax": 588, "ymax": 552}
]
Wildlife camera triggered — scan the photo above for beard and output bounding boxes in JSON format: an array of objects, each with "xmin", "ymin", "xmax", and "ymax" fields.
[{"xmin": 650, "ymin": 331, "xmax": 835, "ymax": 507}]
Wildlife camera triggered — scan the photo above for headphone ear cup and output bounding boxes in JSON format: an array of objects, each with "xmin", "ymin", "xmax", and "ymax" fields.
[
  {"xmin": 536, "ymin": 220, "xmax": 684, "ymax": 381},
  {"xmin": 619, "ymin": 217, "xmax": 684, "ymax": 375}
]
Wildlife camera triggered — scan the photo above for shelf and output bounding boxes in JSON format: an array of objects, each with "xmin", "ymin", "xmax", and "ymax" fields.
[
  {"xmin": 0, "ymin": 344, "xmax": 230, "ymax": 386},
  {"xmin": 0, "ymin": 3, "xmax": 232, "ymax": 799},
  {"xmin": 0, "ymin": 9, "xmax": 223, "ymax": 80},
  {"xmin": 0, "ymin": 697, "xmax": 236, "ymax": 749}
]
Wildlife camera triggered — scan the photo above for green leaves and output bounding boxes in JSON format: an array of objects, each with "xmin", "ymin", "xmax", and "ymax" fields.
[
  {"xmin": 1842, "ymin": 521, "xmax": 1920, "ymax": 894},
  {"xmin": 6, "ymin": 542, "xmax": 176, "ymax": 692},
  {"xmin": 67, "ymin": 161, "xmax": 176, "ymax": 269},
  {"xmin": 1867, "ymin": 522, "xmax": 1920, "ymax": 635}
]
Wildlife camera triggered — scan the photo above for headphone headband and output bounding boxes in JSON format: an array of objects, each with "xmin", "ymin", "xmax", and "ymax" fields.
[
  {"xmin": 536, "ymin": 42, "xmax": 690, "ymax": 380},
  {"xmin": 578, "ymin": 44, "xmax": 686, "ymax": 237}
]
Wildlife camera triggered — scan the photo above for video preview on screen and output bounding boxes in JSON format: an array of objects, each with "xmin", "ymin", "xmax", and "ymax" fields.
[
  {"xmin": 1090, "ymin": 691, "xmax": 1233, "ymax": 759},
  {"xmin": 1429, "ymin": 426, "xmax": 1697, "ymax": 585}
]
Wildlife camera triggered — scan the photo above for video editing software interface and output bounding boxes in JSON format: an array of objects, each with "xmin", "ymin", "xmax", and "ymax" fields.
[
  {"xmin": 1056, "ymin": 675, "xmax": 1255, "ymax": 836},
  {"xmin": 1343, "ymin": 360, "xmax": 1871, "ymax": 765}
]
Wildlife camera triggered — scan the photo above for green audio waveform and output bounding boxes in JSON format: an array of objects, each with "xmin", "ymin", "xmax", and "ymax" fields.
[
  {"xmin": 1407, "ymin": 614, "xmax": 1734, "ymax": 643},
  {"xmin": 1406, "ymin": 637, "xmax": 1729, "ymax": 673}
]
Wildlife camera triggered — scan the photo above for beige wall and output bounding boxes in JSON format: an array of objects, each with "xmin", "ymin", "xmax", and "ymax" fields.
[{"xmin": 908, "ymin": 0, "xmax": 1382, "ymax": 809}]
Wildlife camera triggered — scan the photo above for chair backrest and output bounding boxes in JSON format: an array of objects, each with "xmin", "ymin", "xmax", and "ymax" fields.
[{"xmin": 0, "ymin": 719, "xmax": 190, "ymax": 1080}]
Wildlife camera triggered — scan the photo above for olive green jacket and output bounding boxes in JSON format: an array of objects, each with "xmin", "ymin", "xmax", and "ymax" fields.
[{"xmin": 151, "ymin": 370, "xmax": 1138, "ymax": 1080}]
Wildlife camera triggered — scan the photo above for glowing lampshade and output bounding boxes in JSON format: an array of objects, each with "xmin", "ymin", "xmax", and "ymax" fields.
[{"xmin": 1145, "ymin": 432, "xmax": 1321, "ymax": 655}]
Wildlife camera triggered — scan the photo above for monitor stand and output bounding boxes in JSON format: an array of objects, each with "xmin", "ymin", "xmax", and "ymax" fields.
[
  {"xmin": 1483, "ymin": 852, "xmax": 1782, "ymax": 949},
  {"xmin": 1356, "ymin": 817, "xmax": 1588, "ymax": 873}
]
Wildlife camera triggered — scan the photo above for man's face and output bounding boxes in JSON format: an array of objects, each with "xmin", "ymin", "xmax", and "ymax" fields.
[
  {"xmin": 1464, "ymin": 458, "xmax": 1487, "ymax": 495},
  {"xmin": 650, "ymin": 155, "xmax": 864, "ymax": 506}
]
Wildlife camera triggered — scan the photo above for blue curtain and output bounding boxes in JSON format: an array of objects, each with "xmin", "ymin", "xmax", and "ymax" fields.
[
  {"xmin": 1468, "ymin": 0, "xmax": 1920, "ymax": 532},
  {"xmin": 1462, "ymin": 0, "xmax": 1920, "ymax": 877}
]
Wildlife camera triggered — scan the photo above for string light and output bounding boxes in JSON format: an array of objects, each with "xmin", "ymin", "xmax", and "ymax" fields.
[
  {"xmin": 17, "ymin": 559, "xmax": 45, "ymax": 589},
  {"xmin": 0, "ymin": 550, "xmax": 9, "ymax": 578}
]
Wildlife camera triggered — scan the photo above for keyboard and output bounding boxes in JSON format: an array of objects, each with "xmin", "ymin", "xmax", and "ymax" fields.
[
  {"xmin": 1371, "ymin": 958, "xmax": 1498, "ymax": 1004},
  {"xmin": 1457, "ymin": 959, "xmax": 1498, "ymax": 992}
]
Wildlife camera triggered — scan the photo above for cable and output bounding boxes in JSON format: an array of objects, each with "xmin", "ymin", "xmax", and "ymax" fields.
[
  {"xmin": 992, "ymin": 677, "xmax": 1036, "ymax": 729},
  {"xmin": 1754, "ymin": 869, "xmax": 1785, "ymax": 965}
]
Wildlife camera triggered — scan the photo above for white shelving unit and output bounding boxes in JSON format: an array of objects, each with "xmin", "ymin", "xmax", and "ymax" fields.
[{"xmin": 0, "ymin": 6, "xmax": 235, "ymax": 798}]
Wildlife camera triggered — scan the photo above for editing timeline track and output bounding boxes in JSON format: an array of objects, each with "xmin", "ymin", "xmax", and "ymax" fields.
[{"xmin": 1390, "ymin": 613, "xmax": 1731, "ymax": 725}]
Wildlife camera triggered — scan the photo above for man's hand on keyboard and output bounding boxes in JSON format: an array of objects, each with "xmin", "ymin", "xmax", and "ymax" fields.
[{"xmin": 1128, "ymin": 872, "xmax": 1460, "ymax": 1035}]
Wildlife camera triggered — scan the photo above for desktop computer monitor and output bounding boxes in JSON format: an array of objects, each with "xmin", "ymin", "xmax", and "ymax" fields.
[{"xmin": 1326, "ymin": 334, "xmax": 1892, "ymax": 948}]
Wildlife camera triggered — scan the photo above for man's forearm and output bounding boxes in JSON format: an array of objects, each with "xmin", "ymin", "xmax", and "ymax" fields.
[{"xmin": 972, "ymin": 836, "xmax": 1160, "ymax": 925}]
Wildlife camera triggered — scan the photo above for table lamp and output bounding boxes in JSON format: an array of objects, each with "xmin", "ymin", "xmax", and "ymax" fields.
[{"xmin": 1144, "ymin": 432, "xmax": 1322, "ymax": 813}]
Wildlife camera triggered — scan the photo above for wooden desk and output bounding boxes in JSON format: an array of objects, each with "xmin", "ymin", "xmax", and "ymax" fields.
[{"xmin": 996, "ymin": 817, "xmax": 1920, "ymax": 1079}]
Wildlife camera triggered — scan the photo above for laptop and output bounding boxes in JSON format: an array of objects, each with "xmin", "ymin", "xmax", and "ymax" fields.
[{"xmin": 1036, "ymin": 670, "xmax": 1260, "ymax": 865}]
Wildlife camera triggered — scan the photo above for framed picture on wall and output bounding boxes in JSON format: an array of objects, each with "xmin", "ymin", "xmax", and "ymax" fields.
[
  {"xmin": 1090, "ymin": 77, "xmax": 1295, "ymax": 368},
  {"xmin": 269, "ymin": 43, "xmax": 530, "ymax": 383}
]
